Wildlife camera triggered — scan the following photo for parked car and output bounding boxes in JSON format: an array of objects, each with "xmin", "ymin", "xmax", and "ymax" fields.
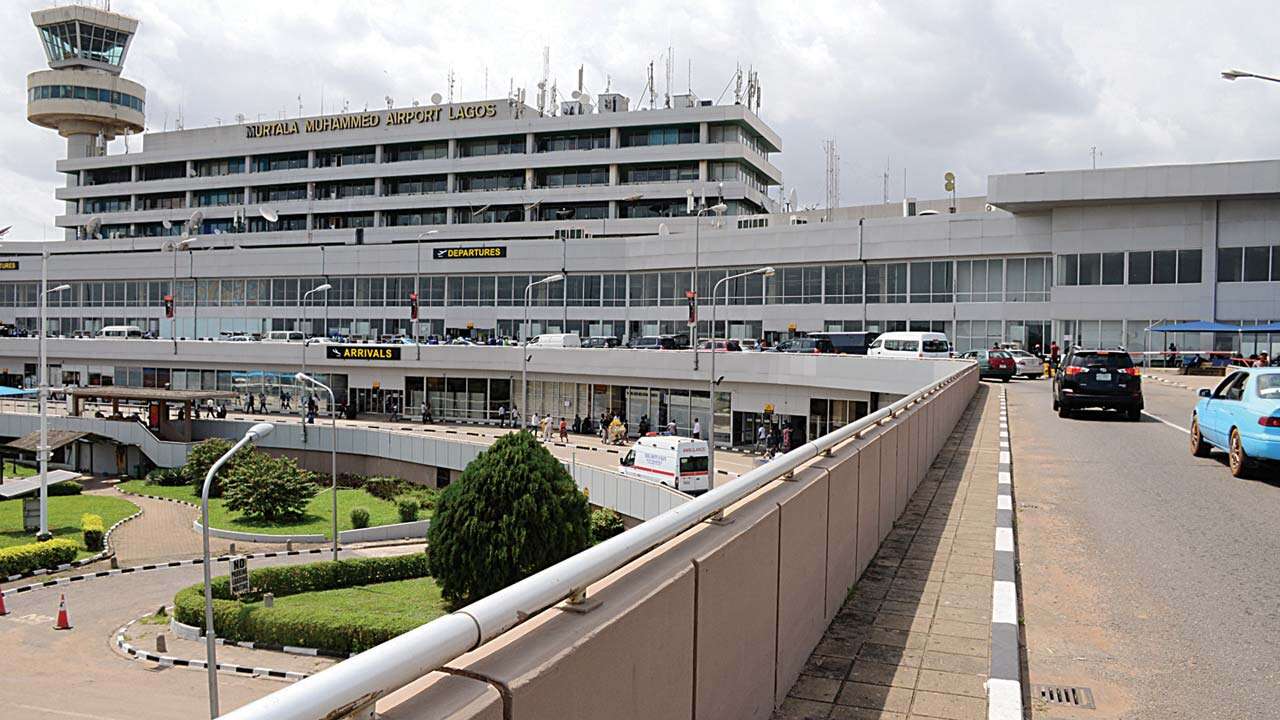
[
  {"xmin": 1190, "ymin": 368, "xmax": 1280, "ymax": 478},
  {"xmin": 698, "ymin": 339, "xmax": 742, "ymax": 352},
  {"xmin": 808, "ymin": 331, "xmax": 880, "ymax": 355},
  {"xmin": 1052, "ymin": 348, "xmax": 1143, "ymax": 420},
  {"xmin": 529, "ymin": 333, "xmax": 581, "ymax": 348},
  {"xmin": 867, "ymin": 331, "xmax": 952, "ymax": 358},
  {"xmin": 1006, "ymin": 349, "xmax": 1044, "ymax": 378},
  {"xmin": 631, "ymin": 335, "xmax": 679, "ymax": 350},
  {"xmin": 581, "ymin": 335, "xmax": 621, "ymax": 348},
  {"xmin": 738, "ymin": 338, "xmax": 762, "ymax": 351},
  {"xmin": 960, "ymin": 349, "xmax": 1017, "ymax": 382},
  {"xmin": 96, "ymin": 324, "xmax": 145, "ymax": 339}
]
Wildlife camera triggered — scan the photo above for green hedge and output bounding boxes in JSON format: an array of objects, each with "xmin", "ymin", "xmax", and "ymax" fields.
[
  {"xmin": 81, "ymin": 513, "xmax": 105, "ymax": 551},
  {"xmin": 172, "ymin": 553, "xmax": 431, "ymax": 654},
  {"xmin": 0, "ymin": 538, "xmax": 79, "ymax": 576}
]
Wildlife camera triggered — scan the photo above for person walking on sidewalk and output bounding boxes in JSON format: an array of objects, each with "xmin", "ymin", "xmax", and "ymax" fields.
[{"xmin": 692, "ymin": 417, "xmax": 702, "ymax": 440}]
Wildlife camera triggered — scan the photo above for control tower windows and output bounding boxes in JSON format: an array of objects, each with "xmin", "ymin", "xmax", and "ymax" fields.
[
  {"xmin": 39, "ymin": 21, "xmax": 129, "ymax": 66},
  {"xmin": 316, "ymin": 146, "xmax": 375, "ymax": 168},
  {"xmin": 457, "ymin": 136, "xmax": 525, "ymax": 158},
  {"xmin": 620, "ymin": 125, "xmax": 698, "ymax": 147}
]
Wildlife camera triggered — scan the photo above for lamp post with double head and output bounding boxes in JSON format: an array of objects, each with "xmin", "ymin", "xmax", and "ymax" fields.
[
  {"xmin": 166, "ymin": 237, "xmax": 194, "ymax": 354},
  {"xmin": 522, "ymin": 274, "xmax": 564, "ymax": 427},
  {"xmin": 201, "ymin": 422, "xmax": 274, "ymax": 719},
  {"xmin": 1221, "ymin": 68, "xmax": 1280, "ymax": 84},
  {"xmin": 36, "ymin": 253, "xmax": 71, "ymax": 540},
  {"xmin": 415, "ymin": 230, "xmax": 439, "ymax": 359},
  {"xmin": 692, "ymin": 202, "xmax": 728, "ymax": 372},
  {"xmin": 295, "ymin": 372, "xmax": 339, "ymax": 561},
  {"xmin": 299, "ymin": 283, "xmax": 331, "ymax": 438},
  {"xmin": 708, "ymin": 266, "xmax": 774, "ymax": 486}
]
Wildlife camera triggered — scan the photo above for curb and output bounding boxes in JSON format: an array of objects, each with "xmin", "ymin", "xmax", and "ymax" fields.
[
  {"xmin": 2, "ymin": 502, "xmax": 144, "ymax": 584},
  {"xmin": 987, "ymin": 388, "xmax": 1024, "ymax": 720},
  {"xmin": 1142, "ymin": 373, "xmax": 1192, "ymax": 390},
  {"xmin": 114, "ymin": 613, "xmax": 308, "ymax": 681},
  {"xmin": 169, "ymin": 615, "xmax": 353, "ymax": 660},
  {"xmin": 2, "ymin": 547, "xmax": 333, "ymax": 598}
]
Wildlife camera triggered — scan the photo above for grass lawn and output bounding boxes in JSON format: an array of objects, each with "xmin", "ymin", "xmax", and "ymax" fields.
[
  {"xmin": 116, "ymin": 480, "xmax": 412, "ymax": 538},
  {"xmin": 0, "ymin": 494, "xmax": 139, "ymax": 559},
  {"xmin": 254, "ymin": 576, "xmax": 447, "ymax": 632},
  {"xmin": 0, "ymin": 461, "xmax": 36, "ymax": 479}
]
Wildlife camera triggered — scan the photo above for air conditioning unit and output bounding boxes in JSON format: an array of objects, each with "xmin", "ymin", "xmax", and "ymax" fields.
[
  {"xmin": 597, "ymin": 93, "xmax": 629, "ymax": 113},
  {"xmin": 902, "ymin": 197, "xmax": 917, "ymax": 217}
]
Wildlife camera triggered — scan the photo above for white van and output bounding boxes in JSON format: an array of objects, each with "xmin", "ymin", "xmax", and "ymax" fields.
[
  {"xmin": 619, "ymin": 436, "xmax": 711, "ymax": 494},
  {"xmin": 96, "ymin": 325, "xmax": 145, "ymax": 339},
  {"xmin": 530, "ymin": 333, "xmax": 581, "ymax": 348},
  {"xmin": 867, "ymin": 331, "xmax": 952, "ymax": 359},
  {"xmin": 264, "ymin": 330, "xmax": 305, "ymax": 342}
]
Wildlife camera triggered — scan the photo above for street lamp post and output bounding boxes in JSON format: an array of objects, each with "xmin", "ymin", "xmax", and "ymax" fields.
[
  {"xmin": 522, "ymin": 274, "xmax": 564, "ymax": 427},
  {"xmin": 299, "ymin": 284, "xmax": 331, "ymax": 440},
  {"xmin": 415, "ymin": 230, "xmax": 438, "ymax": 360},
  {"xmin": 36, "ymin": 248, "xmax": 70, "ymax": 540},
  {"xmin": 296, "ymin": 373, "xmax": 339, "ymax": 561},
  {"xmin": 1221, "ymin": 68, "xmax": 1280, "ymax": 84},
  {"xmin": 708, "ymin": 266, "xmax": 774, "ymax": 487},
  {"xmin": 201, "ymin": 422, "xmax": 273, "ymax": 719},
  {"xmin": 167, "ymin": 238, "xmax": 194, "ymax": 354},
  {"xmin": 692, "ymin": 203, "xmax": 728, "ymax": 372}
]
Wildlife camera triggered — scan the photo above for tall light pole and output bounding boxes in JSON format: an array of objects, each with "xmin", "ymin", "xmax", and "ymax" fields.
[
  {"xmin": 415, "ymin": 230, "xmax": 438, "ymax": 360},
  {"xmin": 522, "ymin": 274, "xmax": 564, "ymax": 425},
  {"xmin": 1221, "ymin": 68, "xmax": 1280, "ymax": 84},
  {"xmin": 166, "ymin": 237, "xmax": 194, "ymax": 354},
  {"xmin": 692, "ymin": 202, "xmax": 728, "ymax": 372},
  {"xmin": 300, "ymin": 283, "xmax": 331, "ymax": 438},
  {"xmin": 202, "ymin": 422, "xmax": 273, "ymax": 719},
  {"xmin": 36, "ymin": 248, "xmax": 70, "ymax": 541},
  {"xmin": 296, "ymin": 373, "xmax": 338, "ymax": 561},
  {"xmin": 708, "ymin": 266, "xmax": 773, "ymax": 486}
]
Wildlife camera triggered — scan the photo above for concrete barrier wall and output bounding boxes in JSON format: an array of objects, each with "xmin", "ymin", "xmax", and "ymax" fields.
[
  {"xmin": 339, "ymin": 519, "xmax": 431, "ymax": 544},
  {"xmin": 380, "ymin": 366, "xmax": 978, "ymax": 720}
]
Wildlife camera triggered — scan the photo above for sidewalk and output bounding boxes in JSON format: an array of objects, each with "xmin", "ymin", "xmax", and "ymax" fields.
[{"xmin": 774, "ymin": 384, "xmax": 1000, "ymax": 720}]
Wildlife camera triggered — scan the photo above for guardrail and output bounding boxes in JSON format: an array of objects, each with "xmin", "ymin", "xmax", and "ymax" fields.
[{"xmin": 219, "ymin": 363, "xmax": 975, "ymax": 720}]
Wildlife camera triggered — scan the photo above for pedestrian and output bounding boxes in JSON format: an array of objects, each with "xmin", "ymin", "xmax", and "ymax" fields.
[
  {"xmin": 1049, "ymin": 341, "xmax": 1060, "ymax": 368},
  {"xmin": 765, "ymin": 425, "xmax": 779, "ymax": 458},
  {"xmin": 782, "ymin": 426, "xmax": 793, "ymax": 453},
  {"xmin": 529, "ymin": 411, "xmax": 539, "ymax": 432},
  {"xmin": 246, "ymin": 393, "xmax": 255, "ymax": 413},
  {"xmin": 600, "ymin": 413, "xmax": 609, "ymax": 441},
  {"xmin": 756, "ymin": 424, "xmax": 767, "ymax": 454},
  {"xmin": 639, "ymin": 414, "xmax": 650, "ymax": 435},
  {"xmin": 498, "ymin": 404, "xmax": 508, "ymax": 427},
  {"xmin": 692, "ymin": 417, "xmax": 702, "ymax": 440},
  {"xmin": 572, "ymin": 413, "xmax": 582, "ymax": 433},
  {"xmin": 769, "ymin": 425, "xmax": 782, "ymax": 456},
  {"xmin": 559, "ymin": 417, "xmax": 568, "ymax": 442},
  {"xmin": 259, "ymin": 391, "xmax": 267, "ymax": 412},
  {"xmin": 421, "ymin": 399, "xmax": 429, "ymax": 424},
  {"xmin": 192, "ymin": 403, "xmax": 200, "ymax": 420},
  {"xmin": 667, "ymin": 419, "xmax": 677, "ymax": 436}
]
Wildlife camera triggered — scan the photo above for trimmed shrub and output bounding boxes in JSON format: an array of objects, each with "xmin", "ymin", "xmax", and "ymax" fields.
[
  {"xmin": 171, "ymin": 553, "xmax": 432, "ymax": 653},
  {"xmin": 183, "ymin": 437, "xmax": 253, "ymax": 498},
  {"xmin": 427, "ymin": 431, "xmax": 590, "ymax": 606},
  {"xmin": 363, "ymin": 476, "xmax": 405, "ymax": 501},
  {"xmin": 350, "ymin": 507, "xmax": 370, "ymax": 529},
  {"xmin": 399, "ymin": 487, "xmax": 440, "ymax": 512},
  {"xmin": 81, "ymin": 513, "xmax": 106, "ymax": 551},
  {"xmin": 0, "ymin": 538, "xmax": 79, "ymax": 577},
  {"xmin": 590, "ymin": 508, "xmax": 626, "ymax": 545},
  {"xmin": 47, "ymin": 480, "xmax": 83, "ymax": 496},
  {"xmin": 223, "ymin": 453, "xmax": 318, "ymax": 522},
  {"xmin": 145, "ymin": 467, "xmax": 188, "ymax": 487},
  {"xmin": 397, "ymin": 498, "xmax": 420, "ymax": 523}
]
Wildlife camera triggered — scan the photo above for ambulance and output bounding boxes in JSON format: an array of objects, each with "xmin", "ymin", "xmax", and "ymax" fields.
[{"xmin": 619, "ymin": 436, "xmax": 711, "ymax": 494}]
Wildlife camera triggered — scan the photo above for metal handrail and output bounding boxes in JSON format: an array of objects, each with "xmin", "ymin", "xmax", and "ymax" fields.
[{"xmin": 220, "ymin": 364, "xmax": 974, "ymax": 720}]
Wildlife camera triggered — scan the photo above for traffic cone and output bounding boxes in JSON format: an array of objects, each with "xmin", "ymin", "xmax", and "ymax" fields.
[
  {"xmin": 0, "ymin": 585, "xmax": 8, "ymax": 616},
  {"xmin": 52, "ymin": 593, "xmax": 71, "ymax": 630}
]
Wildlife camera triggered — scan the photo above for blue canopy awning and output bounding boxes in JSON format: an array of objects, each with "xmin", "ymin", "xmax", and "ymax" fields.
[
  {"xmin": 1148, "ymin": 321, "xmax": 1243, "ymax": 333},
  {"xmin": 0, "ymin": 386, "xmax": 36, "ymax": 397}
]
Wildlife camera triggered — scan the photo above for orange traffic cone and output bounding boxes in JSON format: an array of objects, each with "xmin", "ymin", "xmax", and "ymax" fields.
[
  {"xmin": 52, "ymin": 593, "xmax": 71, "ymax": 630},
  {"xmin": 0, "ymin": 585, "xmax": 8, "ymax": 616}
]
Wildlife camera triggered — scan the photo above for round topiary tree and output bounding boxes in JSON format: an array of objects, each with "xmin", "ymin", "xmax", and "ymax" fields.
[
  {"xmin": 184, "ymin": 437, "xmax": 253, "ymax": 498},
  {"xmin": 222, "ymin": 452, "xmax": 318, "ymax": 523},
  {"xmin": 427, "ymin": 431, "xmax": 590, "ymax": 606}
]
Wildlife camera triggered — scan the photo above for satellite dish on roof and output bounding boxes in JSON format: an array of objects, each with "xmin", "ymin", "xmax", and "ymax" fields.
[
  {"xmin": 162, "ymin": 219, "xmax": 173, "ymax": 230},
  {"xmin": 571, "ymin": 90, "xmax": 582, "ymax": 100},
  {"xmin": 84, "ymin": 216, "xmax": 102, "ymax": 239},
  {"xmin": 259, "ymin": 207, "xmax": 279, "ymax": 223},
  {"xmin": 431, "ymin": 92, "xmax": 443, "ymax": 105}
]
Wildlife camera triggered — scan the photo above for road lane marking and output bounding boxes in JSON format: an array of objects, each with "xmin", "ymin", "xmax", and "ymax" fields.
[
  {"xmin": 1142, "ymin": 410, "xmax": 1189, "ymax": 434},
  {"xmin": 990, "ymin": 389, "xmax": 1024, "ymax": 720},
  {"xmin": 992, "ymin": 581, "xmax": 1019, "ymax": 624},
  {"xmin": 996, "ymin": 527, "xmax": 1014, "ymax": 552}
]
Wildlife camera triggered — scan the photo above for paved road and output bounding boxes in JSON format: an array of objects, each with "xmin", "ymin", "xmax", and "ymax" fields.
[
  {"xmin": 0, "ymin": 547, "xmax": 398, "ymax": 720},
  {"xmin": 1006, "ymin": 377, "xmax": 1279, "ymax": 719}
]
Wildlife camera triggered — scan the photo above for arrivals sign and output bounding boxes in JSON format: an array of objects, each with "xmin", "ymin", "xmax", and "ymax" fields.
[
  {"xmin": 432, "ymin": 246, "xmax": 507, "ymax": 260},
  {"xmin": 245, "ymin": 102, "xmax": 501, "ymax": 139},
  {"xmin": 0, "ymin": 261, "xmax": 18, "ymax": 271},
  {"xmin": 326, "ymin": 345, "xmax": 402, "ymax": 361}
]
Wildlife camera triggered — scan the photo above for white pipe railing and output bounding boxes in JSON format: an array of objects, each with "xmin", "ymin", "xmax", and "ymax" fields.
[{"xmin": 219, "ymin": 364, "xmax": 975, "ymax": 720}]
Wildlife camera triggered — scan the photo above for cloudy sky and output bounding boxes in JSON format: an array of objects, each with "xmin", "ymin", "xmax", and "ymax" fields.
[{"xmin": 3, "ymin": 0, "xmax": 1279, "ymax": 239}]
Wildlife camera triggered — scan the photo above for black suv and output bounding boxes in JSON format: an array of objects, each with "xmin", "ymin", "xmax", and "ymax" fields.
[{"xmin": 1052, "ymin": 348, "xmax": 1143, "ymax": 420}]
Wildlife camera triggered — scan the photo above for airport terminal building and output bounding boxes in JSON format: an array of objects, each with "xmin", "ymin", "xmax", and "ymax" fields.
[{"xmin": 5, "ymin": 4, "xmax": 1280, "ymax": 438}]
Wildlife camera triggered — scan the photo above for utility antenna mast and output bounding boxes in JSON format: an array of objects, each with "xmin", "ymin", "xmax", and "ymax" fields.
[
  {"xmin": 663, "ymin": 46, "xmax": 673, "ymax": 108},
  {"xmin": 447, "ymin": 69, "xmax": 456, "ymax": 104},
  {"xmin": 1090, "ymin": 145, "xmax": 1100, "ymax": 169},
  {"xmin": 823, "ymin": 138, "xmax": 840, "ymax": 222},
  {"xmin": 882, "ymin": 158, "xmax": 890, "ymax": 204},
  {"xmin": 647, "ymin": 61, "xmax": 656, "ymax": 109},
  {"xmin": 733, "ymin": 64, "xmax": 743, "ymax": 104},
  {"xmin": 537, "ymin": 46, "xmax": 550, "ymax": 116}
]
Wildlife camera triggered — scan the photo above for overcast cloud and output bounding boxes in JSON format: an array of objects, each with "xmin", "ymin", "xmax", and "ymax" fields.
[{"xmin": 3, "ymin": 0, "xmax": 1279, "ymax": 239}]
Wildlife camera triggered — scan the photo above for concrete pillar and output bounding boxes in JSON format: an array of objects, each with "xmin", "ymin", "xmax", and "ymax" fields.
[
  {"xmin": 609, "ymin": 164, "xmax": 619, "ymax": 185},
  {"xmin": 375, "ymin": 145, "xmax": 383, "ymax": 163},
  {"xmin": 699, "ymin": 121, "xmax": 709, "ymax": 143},
  {"xmin": 525, "ymin": 167, "xmax": 535, "ymax": 190},
  {"xmin": 698, "ymin": 160, "xmax": 708, "ymax": 181},
  {"xmin": 526, "ymin": 132, "xmax": 535, "ymax": 154},
  {"xmin": 447, "ymin": 138, "xmax": 457, "ymax": 159},
  {"xmin": 307, "ymin": 149, "xmax": 316, "ymax": 168},
  {"xmin": 609, "ymin": 127, "xmax": 620, "ymax": 149}
]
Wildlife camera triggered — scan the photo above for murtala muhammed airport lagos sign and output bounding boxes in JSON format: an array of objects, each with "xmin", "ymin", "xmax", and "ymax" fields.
[{"xmin": 244, "ymin": 102, "xmax": 501, "ymax": 138}]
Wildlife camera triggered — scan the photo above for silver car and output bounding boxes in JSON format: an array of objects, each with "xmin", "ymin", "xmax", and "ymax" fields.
[{"xmin": 1007, "ymin": 350, "xmax": 1044, "ymax": 378}]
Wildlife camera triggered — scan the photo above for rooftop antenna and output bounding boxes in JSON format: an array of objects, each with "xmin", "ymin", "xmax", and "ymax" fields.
[
  {"xmin": 234, "ymin": 113, "xmax": 246, "ymax": 124},
  {"xmin": 823, "ymin": 138, "xmax": 840, "ymax": 221},
  {"xmin": 385, "ymin": 95, "xmax": 394, "ymax": 109},
  {"xmin": 577, "ymin": 64, "xmax": 584, "ymax": 94},
  {"xmin": 1090, "ymin": 146, "xmax": 1101, "ymax": 169},
  {"xmin": 882, "ymin": 157, "xmax": 890, "ymax": 204},
  {"xmin": 605, "ymin": 74, "xmax": 612, "ymax": 92},
  {"xmin": 687, "ymin": 58, "xmax": 692, "ymax": 94},
  {"xmin": 550, "ymin": 78, "xmax": 559, "ymax": 116},
  {"xmin": 537, "ymin": 46, "xmax": 550, "ymax": 116},
  {"xmin": 648, "ymin": 61, "xmax": 656, "ymax": 109},
  {"xmin": 297, "ymin": 94, "xmax": 303, "ymax": 117},
  {"xmin": 484, "ymin": 66, "xmax": 489, "ymax": 97},
  {"xmin": 663, "ymin": 46, "xmax": 673, "ymax": 108},
  {"xmin": 447, "ymin": 69, "xmax": 456, "ymax": 104}
]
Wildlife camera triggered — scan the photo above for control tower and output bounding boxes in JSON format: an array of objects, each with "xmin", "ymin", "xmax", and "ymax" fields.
[{"xmin": 27, "ymin": 4, "xmax": 145, "ymax": 161}]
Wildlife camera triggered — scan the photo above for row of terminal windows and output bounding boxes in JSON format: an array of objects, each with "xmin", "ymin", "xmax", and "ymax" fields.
[
  {"xmin": 1056, "ymin": 250, "xmax": 1203, "ymax": 286},
  {"xmin": 76, "ymin": 123, "xmax": 767, "ymax": 185},
  {"xmin": 6, "ymin": 256, "xmax": 1054, "ymax": 311},
  {"xmin": 1217, "ymin": 245, "xmax": 1280, "ymax": 283},
  {"xmin": 29, "ymin": 85, "xmax": 144, "ymax": 112}
]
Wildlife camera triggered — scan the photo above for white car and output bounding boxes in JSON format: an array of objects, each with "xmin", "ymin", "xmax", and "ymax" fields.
[{"xmin": 1007, "ymin": 349, "xmax": 1043, "ymax": 378}]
